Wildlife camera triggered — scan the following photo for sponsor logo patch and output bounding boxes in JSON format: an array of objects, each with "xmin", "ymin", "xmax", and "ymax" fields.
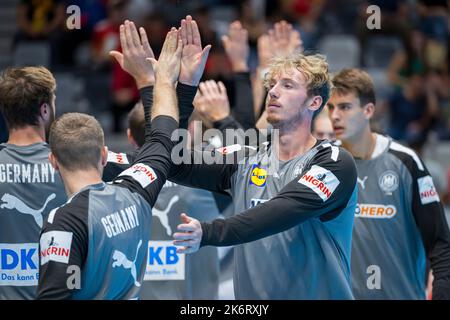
[
  {"xmin": 40, "ymin": 231, "xmax": 73, "ymax": 265},
  {"xmin": 249, "ymin": 165, "xmax": 267, "ymax": 187},
  {"xmin": 144, "ymin": 241, "xmax": 185, "ymax": 281},
  {"xmin": 355, "ymin": 204, "xmax": 397, "ymax": 219},
  {"xmin": 107, "ymin": 151, "xmax": 129, "ymax": 165},
  {"xmin": 298, "ymin": 165, "xmax": 340, "ymax": 202},
  {"xmin": 418, "ymin": 175, "xmax": 440, "ymax": 205},
  {"xmin": 0, "ymin": 243, "xmax": 39, "ymax": 286},
  {"xmin": 119, "ymin": 163, "xmax": 157, "ymax": 188}
]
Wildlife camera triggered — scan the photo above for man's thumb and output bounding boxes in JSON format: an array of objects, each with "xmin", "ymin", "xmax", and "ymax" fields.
[{"xmin": 180, "ymin": 213, "xmax": 191, "ymax": 223}]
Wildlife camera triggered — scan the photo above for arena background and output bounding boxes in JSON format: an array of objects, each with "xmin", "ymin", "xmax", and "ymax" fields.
[{"xmin": 0, "ymin": 0, "xmax": 448, "ymax": 217}]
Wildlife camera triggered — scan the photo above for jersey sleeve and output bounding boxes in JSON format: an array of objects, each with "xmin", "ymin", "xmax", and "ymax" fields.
[
  {"xmin": 390, "ymin": 148, "xmax": 450, "ymax": 299},
  {"xmin": 112, "ymin": 115, "xmax": 178, "ymax": 207},
  {"xmin": 200, "ymin": 146, "xmax": 357, "ymax": 246},
  {"xmin": 36, "ymin": 192, "xmax": 89, "ymax": 300}
]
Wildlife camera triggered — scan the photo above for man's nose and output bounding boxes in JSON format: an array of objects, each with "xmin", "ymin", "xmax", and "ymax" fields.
[{"xmin": 268, "ymin": 85, "xmax": 279, "ymax": 99}]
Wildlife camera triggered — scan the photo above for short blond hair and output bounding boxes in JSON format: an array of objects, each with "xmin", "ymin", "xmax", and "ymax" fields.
[
  {"xmin": 49, "ymin": 113, "xmax": 104, "ymax": 171},
  {"xmin": 264, "ymin": 54, "xmax": 331, "ymax": 117}
]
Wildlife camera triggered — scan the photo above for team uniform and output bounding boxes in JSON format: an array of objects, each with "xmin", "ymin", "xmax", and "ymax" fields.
[
  {"xmin": 0, "ymin": 142, "xmax": 66, "ymax": 299},
  {"xmin": 170, "ymin": 140, "xmax": 358, "ymax": 299},
  {"xmin": 36, "ymin": 115, "xmax": 177, "ymax": 299},
  {"xmin": 351, "ymin": 134, "xmax": 450, "ymax": 299}
]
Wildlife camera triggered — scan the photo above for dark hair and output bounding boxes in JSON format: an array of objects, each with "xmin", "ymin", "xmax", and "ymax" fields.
[
  {"xmin": 0, "ymin": 66, "xmax": 56, "ymax": 130},
  {"xmin": 127, "ymin": 102, "xmax": 145, "ymax": 147},
  {"xmin": 331, "ymin": 68, "xmax": 376, "ymax": 107}
]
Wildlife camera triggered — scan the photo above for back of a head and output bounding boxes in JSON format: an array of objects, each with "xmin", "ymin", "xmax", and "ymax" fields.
[
  {"xmin": 0, "ymin": 66, "xmax": 56, "ymax": 130},
  {"xmin": 127, "ymin": 101, "xmax": 145, "ymax": 148},
  {"xmin": 264, "ymin": 53, "xmax": 331, "ymax": 118},
  {"xmin": 331, "ymin": 68, "xmax": 376, "ymax": 107},
  {"xmin": 49, "ymin": 113, "xmax": 104, "ymax": 171}
]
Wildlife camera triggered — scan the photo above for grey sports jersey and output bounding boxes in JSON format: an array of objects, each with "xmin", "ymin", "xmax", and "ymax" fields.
[
  {"xmin": 0, "ymin": 142, "xmax": 66, "ymax": 299},
  {"xmin": 140, "ymin": 181, "xmax": 220, "ymax": 299},
  {"xmin": 351, "ymin": 134, "xmax": 448, "ymax": 299},
  {"xmin": 228, "ymin": 141, "xmax": 357, "ymax": 299}
]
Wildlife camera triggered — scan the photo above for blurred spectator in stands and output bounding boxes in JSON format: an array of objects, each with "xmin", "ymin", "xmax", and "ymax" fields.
[
  {"xmin": 356, "ymin": 0, "xmax": 412, "ymax": 66},
  {"xmin": 53, "ymin": 0, "xmax": 108, "ymax": 68},
  {"xmin": 92, "ymin": 0, "xmax": 139, "ymax": 133},
  {"xmin": 387, "ymin": 28, "xmax": 427, "ymax": 88},
  {"xmin": 428, "ymin": 70, "xmax": 450, "ymax": 140},
  {"xmin": 386, "ymin": 73, "xmax": 439, "ymax": 143},
  {"xmin": 139, "ymin": 12, "xmax": 168, "ymax": 59},
  {"xmin": 14, "ymin": 0, "xmax": 65, "ymax": 66}
]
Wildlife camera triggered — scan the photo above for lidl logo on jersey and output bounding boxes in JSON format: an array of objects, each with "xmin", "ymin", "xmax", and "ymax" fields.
[
  {"xmin": 144, "ymin": 241, "xmax": 185, "ymax": 281},
  {"xmin": 355, "ymin": 204, "xmax": 397, "ymax": 219},
  {"xmin": 107, "ymin": 151, "xmax": 129, "ymax": 165},
  {"xmin": 119, "ymin": 163, "xmax": 157, "ymax": 188},
  {"xmin": 298, "ymin": 165, "xmax": 340, "ymax": 202},
  {"xmin": 0, "ymin": 243, "xmax": 39, "ymax": 286},
  {"xmin": 249, "ymin": 165, "xmax": 267, "ymax": 187},
  {"xmin": 40, "ymin": 231, "xmax": 72, "ymax": 265},
  {"xmin": 418, "ymin": 175, "xmax": 440, "ymax": 205}
]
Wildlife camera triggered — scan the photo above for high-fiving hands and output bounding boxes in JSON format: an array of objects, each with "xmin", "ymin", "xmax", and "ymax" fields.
[
  {"xmin": 173, "ymin": 213, "xmax": 202, "ymax": 254},
  {"xmin": 109, "ymin": 20, "xmax": 156, "ymax": 89},
  {"xmin": 147, "ymin": 27, "xmax": 183, "ymax": 85},
  {"xmin": 178, "ymin": 15, "xmax": 212, "ymax": 86},
  {"xmin": 222, "ymin": 21, "xmax": 249, "ymax": 73}
]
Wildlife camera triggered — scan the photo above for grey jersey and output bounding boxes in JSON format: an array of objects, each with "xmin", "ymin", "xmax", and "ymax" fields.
[
  {"xmin": 139, "ymin": 181, "xmax": 220, "ymax": 299},
  {"xmin": 0, "ymin": 142, "xmax": 66, "ymax": 299},
  {"xmin": 351, "ymin": 134, "xmax": 450, "ymax": 299},
  {"xmin": 228, "ymin": 141, "xmax": 357, "ymax": 299}
]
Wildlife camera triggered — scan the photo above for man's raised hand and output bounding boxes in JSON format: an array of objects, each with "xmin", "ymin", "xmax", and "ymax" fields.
[
  {"xmin": 109, "ymin": 20, "xmax": 155, "ymax": 89},
  {"xmin": 222, "ymin": 21, "xmax": 249, "ymax": 72},
  {"xmin": 178, "ymin": 15, "xmax": 212, "ymax": 86},
  {"xmin": 268, "ymin": 20, "xmax": 303, "ymax": 58},
  {"xmin": 147, "ymin": 27, "xmax": 183, "ymax": 85}
]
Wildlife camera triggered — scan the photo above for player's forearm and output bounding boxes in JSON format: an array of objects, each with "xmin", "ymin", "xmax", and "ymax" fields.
[
  {"xmin": 176, "ymin": 83, "xmax": 197, "ymax": 130},
  {"xmin": 232, "ymin": 72, "xmax": 255, "ymax": 130},
  {"xmin": 152, "ymin": 80, "xmax": 179, "ymax": 123}
]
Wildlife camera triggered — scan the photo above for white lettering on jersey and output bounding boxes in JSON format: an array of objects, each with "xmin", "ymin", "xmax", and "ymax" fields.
[
  {"xmin": 40, "ymin": 231, "xmax": 73, "ymax": 265},
  {"xmin": 101, "ymin": 205, "xmax": 139, "ymax": 238},
  {"xmin": 418, "ymin": 175, "xmax": 440, "ymax": 205},
  {"xmin": 0, "ymin": 163, "xmax": 56, "ymax": 184},
  {"xmin": 1, "ymin": 193, "xmax": 56, "ymax": 228},
  {"xmin": 107, "ymin": 151, "xmax": 130, "ymax": 165},
  {"xmin": 298, "ymin": 165, "xmax": 340, "ymax": 202},
  {"xmin": 112, "ymin": 240, "xmax": 142, "ymax": 287},
  {"xmin": 119, "ymin": 163, "xmax": 157, "ymax": 188}
]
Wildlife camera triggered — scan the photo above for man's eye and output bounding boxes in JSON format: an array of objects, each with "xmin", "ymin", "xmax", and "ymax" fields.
[{"xmin": 284, "ymin": 84, "xmax": 292, "ymax": 89}]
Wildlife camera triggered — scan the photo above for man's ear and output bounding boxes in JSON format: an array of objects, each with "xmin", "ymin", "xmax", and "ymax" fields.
[
  {"xmin": 40, "ymin": 103, "xmax": 50, "ymax": 121},
  {"xmin": 363, "ymin": 103, "xmax": 375, "ymax": 120},
  {"xmin": 48, "ymin": 152, "xmax": 59, "ymax": 171},
  {"xmin": 101, "ymin": 146, "xmax": 108, "ymax": 168},
  {"xmin": 307, "ymin": 96, "xmax": 323, "ymax": 113}
]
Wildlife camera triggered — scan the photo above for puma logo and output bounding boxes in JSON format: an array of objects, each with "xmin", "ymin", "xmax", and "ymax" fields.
[
  {"xmin": 0, "ymin": 193, "xmax": 56, "ymax": 228},
  {"xmin": 357, "ymin": 176, "xmax": 368, "ymax": 190},
  {"xmin": 112, "ymin": 239, "xmax": 142, "ymax": 287},
  {"xmin": 153, "ymin": 195, "xmax": 179, "ymax": 236}
]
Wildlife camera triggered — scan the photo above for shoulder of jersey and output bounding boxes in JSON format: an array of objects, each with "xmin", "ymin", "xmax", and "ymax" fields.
[
  {"xmin": 46, "ymin": 189, "xmax": 89, "ymax": 225},
  {"xmin": 387, "ymin": 140, "xmax": 425, "ymax": 172},
  {"xmin": 107, "ymin": 150, "xmax": 131, "ymax": 165}
]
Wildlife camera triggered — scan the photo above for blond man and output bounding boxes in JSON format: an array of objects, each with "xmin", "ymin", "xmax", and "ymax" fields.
[{"xmin": 171, "ymin": 54, "xmax": 358, "ymax": 299}]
